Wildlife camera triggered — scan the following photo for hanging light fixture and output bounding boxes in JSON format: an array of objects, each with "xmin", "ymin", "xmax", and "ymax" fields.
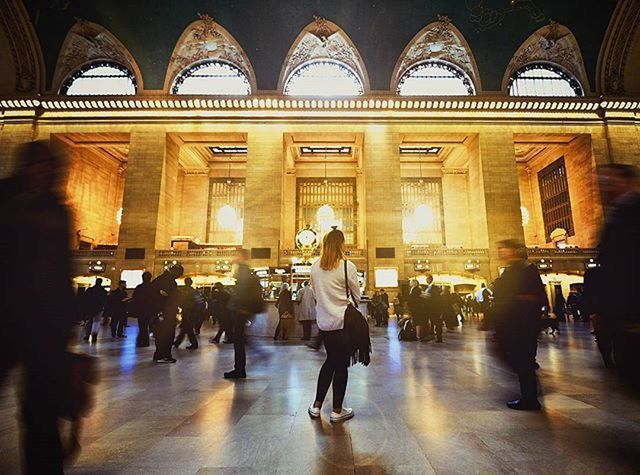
[
  {"xmin": 316, "ymin": 151, "xmax": 335, "ymax": 231},
  {"xmin": 413, "ymin": 155, "xmax": 434, "ymax": 230},
  {"xmin": 217, "ymin": 157, "xmax": 238, "ymax": 230}
]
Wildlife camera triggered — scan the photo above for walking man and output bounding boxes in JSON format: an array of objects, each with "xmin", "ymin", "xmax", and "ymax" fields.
[{"xmin": 152, "ymin": 264, "xmax": 184, "ymax": 364}]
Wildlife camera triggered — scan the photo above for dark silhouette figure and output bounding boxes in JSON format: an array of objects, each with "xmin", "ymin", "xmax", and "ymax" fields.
[
  {"xmin": 582, "ymin": 267, "xmax": 613, "ymax": 368},
  {"xmin": 274, "ymin": 283, "xmax": 294, "ymax": 340},
  {"xmin": 209, "ymin": 282, "xmax": 232, "ymax": 344},
  {"xmin": 106, "ymin": 280, "xmax": 129, "ymax": 338},
  {"xmin": 493, "ymin": 240, "xmax": 547, "ymax": 411},
  {"xmin": 0, "ymin": 141, "xmax": 76, "ymax": 473},
  {"xmin": 82, "ymin": 278, "xmax": 107, "ymax": 343},
  {"xmin": 151, "ymin": 264, "xmax": 184, "ymax": 363},
  {"xmin": 132, "ymin": 271, "xmax": 154, "ymax": 347},
  {"xmin": 174, "ymin": 277, "xmax": 199, "ymax": 350},
  {"xmin": 424, "ymin": 274, "xmax": 443, "ymax": 343}
]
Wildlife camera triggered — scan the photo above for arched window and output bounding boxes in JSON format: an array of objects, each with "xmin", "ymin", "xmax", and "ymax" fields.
[
  {"xmin": 171, "ymin": 60, "xmax": 251, "ymax": 95},
  {"xmin": 61, "ymin": 62, "xmax": 136, "ymax": 95},
  {"xmin": 508, "ymin": 63, "xmax": 584, "ymax": 97},
  {"xmin": 283, "ymin": 59, "xmax": 364, "ymax": 97},
  {"xmin": 397, "ymin": 60, "xmax": 475, "ymax": 96}
]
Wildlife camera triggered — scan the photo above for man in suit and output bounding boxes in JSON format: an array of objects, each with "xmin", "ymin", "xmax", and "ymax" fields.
[
  {"xmin": 493, "ymin": 239, "xmax": 547, "ymax": 410},
  {"xmin": 151, "ymin": 264, "xmax": 184, "ymax": 363},
  {"xmin": 596, "ymin": 164, "xmax": 640, "ymax": 384},
  {"xmin": 423, "ymin": 274, "xmax": 443, "ymax": 343}
]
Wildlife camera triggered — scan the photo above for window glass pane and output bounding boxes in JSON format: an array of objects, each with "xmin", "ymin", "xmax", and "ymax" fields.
[
  {"xmin": 509, "ymin": 64, "xmax": 582, "ymax": 97},
  {"xmin": 63, "ymin": 64, "xmax": 136, "ymax": 95},
  {"xmin": 398, "ymin": 61, "xmax": 474, "ymax": 96},
  {"xmin": 207, "ymin": 179, "xmax": 245, "ymax": 244},
  {"xmin": 173, "ymin": 61, "xmax": 251, "ymax": 95},
  {"xmin": 284, "ymin": 60, "xmax": 364, "ymax": 97},
  {"xmin": 401, "ymin": 179, "xmax": 445, "ymax": 244}
]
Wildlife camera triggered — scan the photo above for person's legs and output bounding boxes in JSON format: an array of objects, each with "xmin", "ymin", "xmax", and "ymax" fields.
[
  {"xmin": 510, "ymin": 332, "xmax": 540, "ymax": 407},
  {"xmin": 273, "ymin": 320, "xmax": 282, "ymax": 340},
  {"xmin": 117, "ymin": 314, "xmax": 126, "ymax": 337},
  {"xmin": 110, "ymin": 316, "xmax": 117, "ymax": 337},
  {"xmin": 174, "ymin": 327, "xmax": 186, "ymax": 347},
  {"xmin": 136, "ymin": 314, "xmax": 150, "ymax": 347},
  {"xmin": 435, "ymin": 316, "xmax": 443, "ymax": 342},
  {"xmin": 185, "ymin": 315, "xmax": 198, "ymax": 348},
  {"xmin": 302, "ymin": 321, "xmax": 311, "ymax": 340},
  {"xmin": 154, "ymin": 315, "xmax": 176, "ymax": 360},
  {"xmin": 232, "ymin": 314, "xmax": 246, "ymax": 373}
]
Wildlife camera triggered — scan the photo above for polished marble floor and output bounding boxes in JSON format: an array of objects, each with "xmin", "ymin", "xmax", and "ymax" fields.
[{"xmin": 2, "ymin": 319, "xmax": 640, "ymax": 474}]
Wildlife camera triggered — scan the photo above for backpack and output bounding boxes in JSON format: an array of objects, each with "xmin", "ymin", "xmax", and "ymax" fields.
[
  {"xmin": 243, "ymin": 274, "xmax": 266, "ymax": 315},
  {"xmin": 398, "ymin": 317, "xmax": 416, "ymax": 341}
]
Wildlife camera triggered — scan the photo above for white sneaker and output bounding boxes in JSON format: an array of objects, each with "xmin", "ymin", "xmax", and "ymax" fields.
[
  {"xmin": 308, "ymin": 405, "xmax": 321, "ymax": 419},
  {"xmin": 330, "ymin": 407, "xmax": 354, "ymax": 423}
]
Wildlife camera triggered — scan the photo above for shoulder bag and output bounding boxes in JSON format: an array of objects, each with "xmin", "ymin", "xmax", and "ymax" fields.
[{"xmin": 343, "ymin": 260, "xmax": 371, "ymax": 366}]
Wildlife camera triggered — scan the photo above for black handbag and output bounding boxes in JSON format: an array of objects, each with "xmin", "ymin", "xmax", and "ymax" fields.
[{"xmin": 343, "ymin": 260, "xmax": 371, "ymax": 366}]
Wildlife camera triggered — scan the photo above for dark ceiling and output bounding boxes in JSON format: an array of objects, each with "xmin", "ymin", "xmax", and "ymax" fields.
[{"xmin": 23, "ymin": 0, "xmax": 618, "ymax": 92}]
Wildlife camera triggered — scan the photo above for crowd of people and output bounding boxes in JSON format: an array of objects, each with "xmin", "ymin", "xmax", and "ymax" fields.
[{"xmin": 2, "ymin": 141, "xmax": 640, "ymax": 473}]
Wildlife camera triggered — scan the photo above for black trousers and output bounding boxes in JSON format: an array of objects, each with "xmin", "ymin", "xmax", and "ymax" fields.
[
  {"xmin": 506, "ymin": 332, "xmax": 539, "ymax": 402},
  {"xmin": 301, "ymin": 321, "xmax": 313, "ymax": 340},
  {"xmin": 427, "ymin": 314, "xmax": 443, "ymax": 340},
  {"xmin": 274, "ymin": 317, "xmax": 293, "ymax": 340},
  {"xmin": 315, "ymin": 329, "xmax": 350, "ymax": 409},
  {"xmin": 174, "ymin": 312, "xmax": 198, "ymax": 348},
  {"xmin": 136, "ymin": 312, "xmax": 152, "ymax": 347},
  {"xmin": 233, "ymin": 312, "xmax": 247, "ymax": 372},
  {"xmin": 110, "ymin": 313, "xmax": 126, "ymax": 337},
  {"xmin": 153, "ymin": 314, "xmax": 176, "ymax": 360}
]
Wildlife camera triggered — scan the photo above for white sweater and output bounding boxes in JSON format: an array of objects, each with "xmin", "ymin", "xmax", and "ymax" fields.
[{"xmin": 310, "ymin": 259, "xmax": 361, "ymax": 331}]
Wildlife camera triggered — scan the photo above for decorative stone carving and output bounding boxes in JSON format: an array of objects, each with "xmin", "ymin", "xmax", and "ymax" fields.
[
  {"xmin": 392, "ymin": 16, "xmax": 480, "ymax": 92},
  {"xmin": 503, "ymin": 21, "xmax": 589, "ymax": 93},
  {"xmin": 278, "ymin": 17, "xmax": 369, "ymax": 93},
  {"xmin": 0, "ymin": 0, "xmax": 44, "ymax": 92},
  {"xmin": 52, "ymin": 19, "xmax": 142, "ymax": 92},
  {"xmin": 165, "ymin": 13, "xmax": 256, "ymax": 92},
  {"xmin": 597, "ymin": 0, "xmax": 640, "ymax": 95},
  {"xmin": 466, "ymin": 0, "xmax": 545, "ymax": 32}
]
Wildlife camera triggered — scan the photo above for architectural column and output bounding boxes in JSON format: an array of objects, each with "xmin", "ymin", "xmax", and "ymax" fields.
[
  {"xmin": 468, "ymin": 131, "xmax": 524, "ymax": 280},
  {"xmin": 605, "ymin": 122, "xmax": 640, "ymax": 167},
  {"xmin": 0, "ymin": 116, "xmax": 36, "ymax": 177},
  {"xmin": 116, "ymin": 130, "xmax": 178, "ymax": 274},
  {"xmin": 363, "ymin": 126, "xmax": 404, "ymax": 288},
  {"xmin": 243, "ymin": 126, "xmax": 283, "ymax": 266},
  {"xmin": 442, "ymin": 167, "xmax": 471, "ymax": 248}
]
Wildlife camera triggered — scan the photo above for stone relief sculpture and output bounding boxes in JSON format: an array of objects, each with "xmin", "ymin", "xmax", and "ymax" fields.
[
  {"xmin": 165, "ymin": 13, "xmax": 256, "ymax": 92},
  {"xmin": 503, "ymin": 21, "xmax": 590, "ymax": 93}
]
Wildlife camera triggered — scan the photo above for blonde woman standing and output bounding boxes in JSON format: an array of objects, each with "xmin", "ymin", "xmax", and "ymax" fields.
[{"xmin": 308, "ymin": 229, "xmax": 361, "ymax": 422}]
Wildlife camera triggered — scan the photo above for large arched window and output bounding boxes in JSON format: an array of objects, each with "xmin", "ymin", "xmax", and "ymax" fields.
[
  {"xmin": 397, "ymin": 60, "xmax": 475, "ymax": 96},
  {"xmin": 171, "ymin": 60, "xmax": 252, "ymax": 95},
  {"xmin": 283, "ymin": 59, "xmax": 364, "ymax": 97},
  {"xmin": 60, "ymin": 61, "xmax": 137, "ymax": 95},
  {"xmin": 508, "ymin": 63, "xmax": 584, "ymax": 97}
]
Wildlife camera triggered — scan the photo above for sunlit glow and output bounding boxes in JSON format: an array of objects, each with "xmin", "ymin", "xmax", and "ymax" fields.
[
  {"xmin": 172, "ymin": 61, "xmax": 251, "ymax": 95},
  {"xmin": 216, "ymin": 204, "xmax": 238, "ymax": 230},
  {"xmin": 398, "ymin": 61, "xmax": 475, "ymax": 96},
  {"xmin": 116, "ymin": 207, "xmax": 123, "ymax": 225},
  {"xmin": 316, "ymin": 203, "xmax": 343, "ymax": 232},
  {"xmin": 284, "ymin": 60, "xmax": 364, "ymax": 97},
  {"xmin": 521, "ymin": 206, "xmax": 530, "ymax": 226},
  {"xmin": 63, "ymin": 64, "xmax": 136, "ymax": 96},
  {"xmin": 413, "ymin": 204, "xmax": 435, "ymax": 229},
  {"xmin": 509, "ymin": 64, "xmax": 583, "ymax": 97}
]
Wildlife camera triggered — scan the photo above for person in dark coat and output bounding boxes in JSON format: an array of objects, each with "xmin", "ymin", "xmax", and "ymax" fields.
[
  {"xmin": 596, "ymin": 164, "xmax": 640, "ymax": 384},
  {"xmin": 582, "ymin": 266, "xmax": 613, "ymax": 368},
  {"xmin": 274, "ymin": 283, "xmax": 295, "ymax": 340},
  {"xmin": 0, "ymin": 141, "xmax": 76, "ymax": 473},
  {"xmin": 132, "ymin": 271, "xmax": 154, "ymax": 347},
  {"xmin": 151, "ymin": 264, "xmax": 184, "ymax": 363},
  {"xmin": 408, "ymin": 279, "xmax": 428, "ymax": 341},
  {"xmin": 83, "ymin": 278, "xmax": 108, "ymax": 343},
  {"xmin": 493, "ymin": 239, "xmax": 547, "ymax": 411},
  {"xmin": 106, "ymin": 280, "xmax": 129, "ymax": 338},
  {"xmin": 423, "ymin": 274, "xmax": 443, "ymax": 343},
  {"xmin": 553, "ymin": 288, "xmax": 566, "ymax": 322},
  {"xmin": 379, "ymin": 289, "xmax": 390, "ymax": 327},
  {"xmin": 174, "ymin": 277, "xmax": 199, "ymax": 350},
  {"xmin": 209, "ymin": 282, "xmax": 232, "ymax": 343}
]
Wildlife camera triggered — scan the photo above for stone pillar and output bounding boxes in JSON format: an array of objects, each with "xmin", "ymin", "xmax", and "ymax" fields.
[
  {"xmin": 177, "ymin": 172, "xmax": 209, "ymax": 241},
  {"xmin": 468, "ymin": 131, "xmax": 524, "ymax": 280},
  {"xmin": 116, "ymin": 130, "xmax": 177, "ymax": 274},
  {"xmin": 363, "ymin": 126, "xmax": 404, "ymax": 289},
  {"xmin": 442, "ymin": 168, "xmax": 472, "ymax": 248},
  {"xmin": 243, "ymin": 126, "xmax": 283, "ymax": 266},
  {"xmin": 0, "ymin": 117, "xmax": 36, "ymax": 177},
  {"xmin": 605, "ymin": 122, "xmax": 640, "ymax": 167}
]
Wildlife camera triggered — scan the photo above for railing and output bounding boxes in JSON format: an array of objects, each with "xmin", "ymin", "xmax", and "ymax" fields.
[
  {"xmin": 405, "ymin": 247, "xmax": 489, "ymax": 258},
  {"xmin": 156, "ymin": 249, "xmax": 238, "ymax": 259},
  {"xmin": 280, "ymin": 248, "xmax": 366, "ymax": 258},
  {"xmin": 71, "ymin": 249, "xmax": 116, "ymax": 258},
  {"xmin": 526, "ymin": 247, "xmax": 598, "ymax": 258}
]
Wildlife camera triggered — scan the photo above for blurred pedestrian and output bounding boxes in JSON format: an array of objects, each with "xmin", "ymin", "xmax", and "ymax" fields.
[
  {"xmin": 274, "ymin": 283, "xmax": 294, "ymax": 340},
  {"xmin": 132, "ymin": 271, "xmax": 154, "ymax": 347},
  {"xmin": 106, "ymin": 280, "xmax": 129, "ymax": 338},
  {"xmin": 209, "ymin": 282, "xmax": 232, "ymax": 344},
  {"xmin": 82, "ymin": 278, "xmax": 107, "ymax": 343},
  {"xmin": 151, "ymin": 264, "xmax": 184, "ymax": 364},
  {"xmin": 296, "ymin": 281, "xmax": 316, "ymax": 341},
  {"xmin": 174, "ymin": 277, "xmax": 199, "ymax": 350}
]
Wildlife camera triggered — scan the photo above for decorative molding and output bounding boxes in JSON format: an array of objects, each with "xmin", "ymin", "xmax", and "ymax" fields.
[
  {"xmin": 597, "ymin": 0, "xmax": 640, "ymax": 95},
  {"xmin": 442, "ymin": 167, "xmax": 468, "ymax": 175},
  {"xmin": 502, "ymin": 21, "xmax": 590, "ymax": 93},
  {"xmin": 466, "ymin": 0, "xmax": 545, "ymax": 32},
  {"xmin": 164, "ymin": 13, "xmax": 256, "ymax": 93},
  {"xmin": 277, "ymin": 17, "xmax": 370, "ymax": 93},
  {"xmin": 0, "ymin": 0, "xmax": 45, "ymax": 92},
  {"xmin": 391, "ymin": 16, "xmax": 481, "ymax": 93},
  {"xmin": 52, "ymin": 19, "xmax": 143, "ymax": 93}
]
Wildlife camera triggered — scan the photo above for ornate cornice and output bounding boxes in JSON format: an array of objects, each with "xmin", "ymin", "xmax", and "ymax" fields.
[
  {"xmin": 597, "ymin": 0, "xmax": 640, "ymax": 95},
  {"xmin": 0, "ymin": 0, "xmax": 44, "ymax": 92}
]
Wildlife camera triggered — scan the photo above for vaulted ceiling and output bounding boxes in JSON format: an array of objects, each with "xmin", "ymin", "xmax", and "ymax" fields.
[{"xmin": 19, "ymin": 0, "xmax": 618, "ymax": 93}]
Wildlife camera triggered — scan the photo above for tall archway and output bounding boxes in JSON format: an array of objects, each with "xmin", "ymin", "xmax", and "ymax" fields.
[
  {"xmin": 392, "ymin": 15, "xmax": 480, "ymax": 95},
  {"xmin": 278, "ymin": 16, "xmax": 370, "ymax": 96},
  {"xmin": 164, "ymin": 13, "xmax": 256, "ymax": 94}
]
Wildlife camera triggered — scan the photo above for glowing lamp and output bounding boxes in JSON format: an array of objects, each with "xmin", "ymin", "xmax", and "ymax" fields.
[
  {"xmin": 216, "ymin": 204, "xmax": 238, "ymax": 230},
  {"xmin": 413, "ymin": 204, "xmax": 434, "ymax": 229}
]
